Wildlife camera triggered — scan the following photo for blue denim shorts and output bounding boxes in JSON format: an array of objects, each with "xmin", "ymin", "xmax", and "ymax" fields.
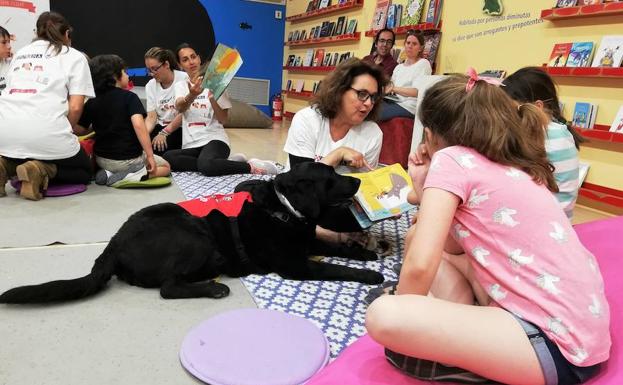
[{"xmin": 514, "ymin": 316, "xmax": 601, "ymax": 385}]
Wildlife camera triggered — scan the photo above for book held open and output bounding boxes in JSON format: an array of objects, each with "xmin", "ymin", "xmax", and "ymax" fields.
[{"xmin": 201, "ymin": 43, "xmax": 243, "ymax": 101}]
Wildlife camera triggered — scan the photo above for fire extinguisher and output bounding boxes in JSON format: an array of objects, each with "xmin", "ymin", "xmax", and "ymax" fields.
[{"xmin": 272, "ymin": 93, "xmax": 283, "ymax": 121}]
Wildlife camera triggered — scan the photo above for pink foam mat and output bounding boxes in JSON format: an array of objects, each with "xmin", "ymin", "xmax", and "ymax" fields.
[{"xmin": 308, "ymin": 216, "xmax": 623, "ymax": 385}]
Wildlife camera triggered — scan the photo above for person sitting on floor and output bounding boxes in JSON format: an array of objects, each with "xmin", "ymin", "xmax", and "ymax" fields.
[
  {"xmin": 0, "ymin": 25, "xmax": 12, "ymax": 94},
  {"xmin": 76, "ymin": 54, "xmax": 170, "ymax": 186},
  {"xmin": 0, "ymin": 12, "xmax": 94, "ymax": 200},
  {"xmin": 163, "ymin": 43, "xmax": 277, "ymax": 176},
  {"xmin": 362, "ymin": 28, "xmax": 398, "ymax": 79}
]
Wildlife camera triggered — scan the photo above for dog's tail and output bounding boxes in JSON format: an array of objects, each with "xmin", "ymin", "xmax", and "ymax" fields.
[{"xmin": 0, "ymin": 246, "xmax": 116, "ymax": 304}]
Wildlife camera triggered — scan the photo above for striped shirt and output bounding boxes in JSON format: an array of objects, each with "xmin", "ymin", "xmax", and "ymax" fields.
[{"xmin": 545, "ymin": 121, "xmax": 580, "ymax": 218}]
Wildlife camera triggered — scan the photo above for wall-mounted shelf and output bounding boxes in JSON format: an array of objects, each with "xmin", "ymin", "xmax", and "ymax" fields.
[
  {"xmin": 576, "ymin": 124, "xmax": 623, "ymax": 152},
  {"xmin": 286, "ymin": 0, "xmax": 364, "ymax": 23},
  {"xmin": 542, "ymin": 66, "xmax": 623, "ymax": 78},
  {"xmin": 284, "ymin": 111, "xmax": 296, "ymax": 120},
  {"xmin": 283, "ymin": 66, "xmax": 335, "ymax": 73},
  {"xmin": 283, "ymin": 90, "xmax": 314, "ymax": 99},
  {"xmin": 364, "ymin": 22, "xmax": 441, "ymax": 37},
  {"xmin": 540, "ymin": 2, "xmax": 623, "ymax": 20},
  {"xmin": 286, "ymin": 32, "xmax": 361, "ymax": 47}
]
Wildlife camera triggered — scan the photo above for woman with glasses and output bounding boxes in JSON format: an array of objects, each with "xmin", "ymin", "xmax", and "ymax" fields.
[
  {"xmin": 0, "ymin": 12, "xmax": 95, "ymax": 200},
  {"xmin": 163, "ymin": 43, "xmax": 278, "ymax": 176},
  {"xmin": 144, "ymin": 47, "xmax": 188, "ymax": 155},
  {"xmin": 362, "ymin": 28, "xmax": 398, "ymax": 78},
  {"xmin": 379, "ymin": 29, "xmax": 432, "ymax": 122}
]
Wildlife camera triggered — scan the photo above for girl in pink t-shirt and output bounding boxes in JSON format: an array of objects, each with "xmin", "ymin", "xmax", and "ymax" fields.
[{"xmin": 365, "ymin": 75, "xmax": 610, "ymax": 385}]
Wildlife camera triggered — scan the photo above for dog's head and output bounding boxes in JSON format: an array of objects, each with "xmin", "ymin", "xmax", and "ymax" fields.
[{"xmin": 274, "ymin": 162, "xmax": 360, "ymax": 221}]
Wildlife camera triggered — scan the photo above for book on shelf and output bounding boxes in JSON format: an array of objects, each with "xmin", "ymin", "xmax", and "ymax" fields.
[
  {"xmin": 578, "ymin": 161, "xmax": 590, "ymax": 189},
  {"xmin": 591, "ymin": 35, "xmax": 623, "ymax": 67},
  {"xmin": 478, "ymin": 69, "xmax": 507, "ymax": 79},
  {"xmin": 319, "ymin": 21, "xmax": 330, "ymax": 37},
  {"xmin": 306, "ymin": 1, "xmax": 315, "ymax": 12},
  {"xmin": 577, "ymin": 0, "xmax": 602, "ymax": 4},
  {"xmin": 314, "ymin": 25, "xmax": 322, "ymax": 38},
  {"xmin": 201, "ymin": 43, "xmax": 243, "ymax": 101},
  {"xmin": 370, "ymin": 0, "xmax": 390, "ymax": 31},
  {"xmin": 425, "ymin": 0, "xmax": 443, "ymax": 27},
  {"xmin": 346, "ymin": 19, "xmax": 358, "ymax": 34},
  {"xmin": 401, "ymin": 0, "xmax": 425, "ymax": 26},
  {"xmin": 329, "ymin": 21, "xmax": 337, "ymax": 36},
  {"xmin": 422, "ymin": 32, "xmax": 442, "ymax": 66},
  {"xmin": 572, "ymin": 102, "xmax": 598, "ymax": 129},
  {"xmin": 339, "ymin": 0, "xmax": 349, "ymax": 4},
  {"xmin": 548, "ymin": 43, "xmax": 572, "ymax": 67},
  {"xmin": 318, "ymin": 0, "xmax": 331, "ymax": 9},
  {"xmin": 295, "ymin": 56, "xmax": 303, "ymax": 66},
  {"xmin": 286, "ymin": 55, "xmax": 295, "ymax": 67},
  {"xmin": 335, "ymin": 16, "xmax": 346, "ymax": 35},
  {"xmin": 294, "ymin": 79, "xmax": 305, "ymax": 93},
  {"xmin": 322, "ymin": 52, "xmax": 332, "ymax": 66},
  {"xmin": 556, "ymin": 0, "xmax": 578, "ymax": 7},
  {"xmin": 331, "ymin": 52, "xmax": 339, "ymax": 66},
  {"xmin": 300, "ymin": 30, "xmax": 308, "ymax": 41},
  {"xmin": 313, "ymin": 49, "xmax": 326, "ymax": 66},
  {"xmin": 287, "ymin": 31, "xmax": 293, "ymax": 42},
  {"xmin": 609, "ymin": 105, "xmax": 623, "ymax": 133},
  {"xmin": 347, "ymin": 163, "xmax": 417, "ymax": 228},
  {"xmin": 286, "ymin": 79, "xmax": 292, "ymax": 91},
  {"xmin": 309, "ymin": 27, "xmax": 316, "ymax": 39},
  {"xmin": 567, "ymin": 42, "xmax": 594, "ymax": 67},
  {"xmin": 303, "ymin": 49, "xmax": 315, "ymax": 67},
  {"xmin": 394, "ymin": 4, "xmax": 403, "ymax": 27},
  {"xmin": 386, "ymin": 4, "xmax": 397, "ymax": 29}
]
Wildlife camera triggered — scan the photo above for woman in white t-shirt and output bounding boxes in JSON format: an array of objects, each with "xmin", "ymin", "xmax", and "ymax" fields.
[
  {"xmin": 144, "ymin": 47, "xmax": 188, "ymax": 155},
  {"xmin": 379, "ymin": 29, "xmax": 432, "ymax": 122},
  {"xmin": 163, "ymin": 43, "xmax": 277, "ymax": 176},
  {"xmin": 0, "ymin": 12, "xmax": 95, "ymax": 200},
  {"xmin": 0, "ymin": 26, "xmax": 12, "ymax": 95}
]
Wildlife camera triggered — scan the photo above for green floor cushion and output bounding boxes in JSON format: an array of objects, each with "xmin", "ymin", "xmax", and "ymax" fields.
[
  {"xmin": 224, "ymin": 99, "xmax": 272, "ymax": 128},
  {"xmin": 111, "ymin": 177, "xmax": 172, "ymax": 189}
]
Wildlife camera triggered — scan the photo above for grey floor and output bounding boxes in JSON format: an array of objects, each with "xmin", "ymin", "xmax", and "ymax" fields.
[{"xmin": 0, "ymin": 182, "xmax": 257, "ymax": 385}]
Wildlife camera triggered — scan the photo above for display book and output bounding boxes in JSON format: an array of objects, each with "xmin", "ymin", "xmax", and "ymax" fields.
[
  {"xmin": 546, "ymin": 36, "xmax": 623, "ymax": 68},
  {"xmin": 610, "ymin": 105, "xmax": 623, "ymax": 133},
  {"xmin": 200, "ymin": 43, "xmax": 242, "ymax": 101},
  {"xmin": 347, "ymin": 163, "xmax": 416, "ymax": 228},
  {"xmin": 591, "ymin": 35, "xmax": 623, "ymax": 67},
  {"xmin": 572, "ymin": 102, "xmax": 598, "ymax": 129},
  {"xmin": 556, "ymin": 0, "xmax": 622, "ymax": 6},
  {"xmin": 370, "ymin": 0, "xmax": 441, "ymax": 31}
]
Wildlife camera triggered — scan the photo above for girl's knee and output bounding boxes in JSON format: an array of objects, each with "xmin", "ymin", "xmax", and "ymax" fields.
[{"xmin": 365, "ymin": 295, "xmax": 404, "ymax": 343}]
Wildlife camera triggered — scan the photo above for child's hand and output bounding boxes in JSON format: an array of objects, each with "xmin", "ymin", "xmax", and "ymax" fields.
[{"xmin": 145, "ymin": 155, "xmax": 157, "ymax": 174}]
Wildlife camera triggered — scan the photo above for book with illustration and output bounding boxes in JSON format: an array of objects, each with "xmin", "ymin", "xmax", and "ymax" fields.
[
  {"xmin": 548, "ymin": 43, "xmax": 572, "ymax": 67},
  {"xmin": 370, "ymin": 0, "xmax": 391, "ymax": 30},
  {"xmin": 201, "ymin": 43, "xmax": 243, "ymax": 100},
  {"xmin": 572, "ymin": 102, "xmax": 596, "ymax": 129},
  {"xmin": 609, "ymin": 105, "xmax": 623, "ymax": 133},
  {"xmin": 566, "ymin": 42, "xmax": 594, "ymax": 67},
  {"xmin": 401, "ymin": 0, "xmax": 425, "ymax": 26},
  {"xmin": 347, "ymin": 163, "xmax": 417, "ymax": 227},
  {"xmin": 556, "ymin": 0, "xmax": 578, "ymax": 7},
  {"xmin": 591, "ymin": 35, "xmax": 623, "ymax": 67}
]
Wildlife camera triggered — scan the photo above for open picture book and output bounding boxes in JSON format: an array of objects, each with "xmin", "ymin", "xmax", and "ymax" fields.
[
  {"xmin": 348, "ymin": 163, "xmax": 417, "ymax": 228},
  {"xmin": 201, "ymin": 43, "xmax": 243, "ymax": 101}
]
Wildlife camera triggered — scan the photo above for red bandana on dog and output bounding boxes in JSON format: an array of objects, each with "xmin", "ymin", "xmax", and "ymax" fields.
[{"xmin": 178, "ymin": 192, "xmax": 253, "ymax": 217}]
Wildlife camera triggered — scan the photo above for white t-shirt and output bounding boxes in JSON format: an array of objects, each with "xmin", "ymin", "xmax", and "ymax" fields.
[
  {"xmin": 0, "ymin": 58, "xmax": 11, "ymax": 94},
  {"xmin": 0, "ymin": 41, "xmax": 95, "ymax": 160},
  {"xmin": 391, "ymin": 58, "xmax": 432, "ymax": 114},
  {"xmin": 145, "ymin": 70, "xmax": 188, "ymax": 126},
  {"xmin": 174, "ymin": 82, "xmax": 233, "ymax": 149},
  {"xmin": 283, "ymin": 106, "xmax": 383, "ymax": 174}
]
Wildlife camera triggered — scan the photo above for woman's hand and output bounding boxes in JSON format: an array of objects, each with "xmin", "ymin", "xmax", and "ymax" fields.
[
  {"xmin": 152, "ymin": 134, "xmax": 167, "ymax": 152},
  {"xmin": 384, "ymin": 83, "xmax": 394, "ymax": 94},
  {"xmin": 187, "ymin": 76, "xmax": 204, "ymax": 97},
  {"xmin": 341, "ymin": 147, "xmax": 372, "ymax": 170}
]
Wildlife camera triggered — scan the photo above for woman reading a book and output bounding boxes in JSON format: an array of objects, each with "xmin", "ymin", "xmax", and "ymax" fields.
[
  {"xmin": 365, "ymin": 75, "xmax": 610, "ymax": 385},
  {"xmin": 163, "ymin": 43, "xmax": 278, "ymax": 176},
  {"xmin": 378, "ymin": 29, "xmax": 432, "ymax": 122}
]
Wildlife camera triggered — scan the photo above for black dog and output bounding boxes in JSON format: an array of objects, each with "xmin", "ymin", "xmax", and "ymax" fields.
[{"xmin": 0, "ymin": 163, "xmax": 385, "ymax": 304}]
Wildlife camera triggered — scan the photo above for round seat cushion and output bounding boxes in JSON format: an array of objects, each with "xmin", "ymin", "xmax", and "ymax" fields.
[
  {"xmin": 180, "ymin": 308, "xmax": 330, "ymax": 385},
  {"xmin": 111, "ymin": 176, "xmax": 171, "ymax": 188},
  {"xmin": 10, "ymin": 178, "xmax": 87, "ymax": 197}
]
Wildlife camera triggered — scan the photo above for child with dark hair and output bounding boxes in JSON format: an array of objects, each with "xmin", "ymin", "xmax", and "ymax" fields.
[
  {"xmin": 77, "ymin": 54, "xmax": 170, "ymax": 185},
  {"xmin": 0, "ymin": 26, "xmax": 11, "ymax": 94},
  {"xmin": 503, "ymin": 67, "xmax": 583, "ymax": 218}
]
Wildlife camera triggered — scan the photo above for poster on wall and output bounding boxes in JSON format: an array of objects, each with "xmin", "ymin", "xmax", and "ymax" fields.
[{"xmin": 0, "ymin": 0, "xmax": 50, "ymax": 53}]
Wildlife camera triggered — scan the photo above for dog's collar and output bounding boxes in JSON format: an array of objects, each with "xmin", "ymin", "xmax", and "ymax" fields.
[{"xmin": 274, "ymin": 186, "xmax": 305, "ymax": 220}]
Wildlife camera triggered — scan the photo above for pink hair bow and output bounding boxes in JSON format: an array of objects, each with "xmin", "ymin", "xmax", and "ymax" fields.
[{"xmin": 465, "ymin": 67, "xmax": 505, "ymax": 92}]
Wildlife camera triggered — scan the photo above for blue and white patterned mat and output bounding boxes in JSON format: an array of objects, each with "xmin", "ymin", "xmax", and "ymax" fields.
[{"xmin": 172, "ymin": 172, "xmax": 413, "ymax": 358}]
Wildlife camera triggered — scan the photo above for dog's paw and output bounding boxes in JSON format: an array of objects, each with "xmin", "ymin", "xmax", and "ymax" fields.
[
  {"xmin": 207, "ymin": 282, "xmax": 230, "ymax": 299},
  {"xmin": 360, "ymin": 270, "xmax": 385, "ymax": 285}
]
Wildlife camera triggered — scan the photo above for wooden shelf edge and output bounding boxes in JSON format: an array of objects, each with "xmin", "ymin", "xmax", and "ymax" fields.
[
  {"xmin": 283, "ymin": 66, "xmax": 336, "ymax": 72},
  {"xmin": 542, "ymin": 65, "xmax": 623, "ymax": 78},
  {"xmin": 285, "ymin": 32, "xmax": 361, "ymax": 47},
  {"xmin": 286, "ymin": 0, "xmax": 364, "ymax": 22},
  {"xmin": 283, "ymin": 90, "xmax": 314, "ymax": 99},
  {"xmin": 541, "ymin": 2, "xmax": 623, "ymax": 20}
]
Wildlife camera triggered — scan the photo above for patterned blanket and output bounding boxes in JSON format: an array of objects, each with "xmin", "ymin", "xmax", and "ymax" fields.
[{"xmin": 172, "ymin": 172, "xmax": 413, "ymax": 358}]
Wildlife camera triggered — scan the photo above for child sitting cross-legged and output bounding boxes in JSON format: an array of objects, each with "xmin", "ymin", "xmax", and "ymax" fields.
[{"xmin": 76, "ymin": 54, "xmax": 170, "ymax": 185}]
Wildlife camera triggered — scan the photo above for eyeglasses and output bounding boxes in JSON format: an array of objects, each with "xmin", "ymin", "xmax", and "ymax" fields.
[
  {"xmin": 377, "ymin": 38, "xmax": 394, "ymax": 46},
  {"xmin": 147, "ymin": 62, "xmax": 164, "ymax": 75},
  {"xmin": 349, "ymin": 87, "xmax": 380, "ymax": 104}
]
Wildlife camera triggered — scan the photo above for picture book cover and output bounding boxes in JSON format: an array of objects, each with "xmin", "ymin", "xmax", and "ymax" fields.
[
  {"xmin": 556, "ymin": 0, "xmax": 578, "ymax": 7},
  {"xmin": 303, "ymin": 48, "xmax": 315, "ymax": 67},
  {"xmin": 422, "ymin": 32, "xmax": 442, "ymax": 66},
  {"xmin": 313, "ymin": 49, "xmax": 325, "ymax": 66},
  {"xmin": 609, "ymin": 106, "xmax": 623, "ymax": 133},
  {"xmin": 577, "ymin": 0, "xmax": 602, "ymax": 4},
  {"xmin": 346, "ymin": 19, "xmax": 358, "ymax": 34},
  {"xmin": 591, "ymin": 35, "xmax": 623, "ymax": 67},
  {"xmin": 572, "ymin": 102, "xmax": 592, "ymax": 128},
  {"xmin": 370, "ymin": 0, "xmax": 391, "ymax": 30},
  {"xmin": 566, "ymin": 42, "xmax": 594, "ymax": 67},
  {"xmin": 335, "ymin": 16, "xmax": 346, "ymax": 35},
  {"xmin": 386, "ymin": 4, "xmax": 397, "ymax": 29},
  {"xmin": 478, "ymin": 69, "xmax": 507, "ymax": 79},
  {"xmin": 318, "ymin": 0, "xmax": 331, "ymax": 9},
  {"xmin": 347, "ymin": 163, "xmax": 417, "ymax": 223},
  {"xmin": 401, "ymin": 0, "xmax": 425, "ymax": 26},
  {"xmin": 201, "ymin": 44, "xmax": 242, "ymax": 101},
  {"xmin": 425, "ymin": 0, "xmax": 441, "ymax": 24},
  {"xmin": 548, "ymin": 43, "xmax": 572, "ymax": 67}
]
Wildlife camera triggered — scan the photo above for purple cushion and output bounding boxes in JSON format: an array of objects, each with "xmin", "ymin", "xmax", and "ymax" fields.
[
  {"xmin": 10, "ymin": 178, "xmax": 87, "ymax": 197},
  {"xmin": 180, "ymin": 308, "xmax": 330, "ymax": 385}
]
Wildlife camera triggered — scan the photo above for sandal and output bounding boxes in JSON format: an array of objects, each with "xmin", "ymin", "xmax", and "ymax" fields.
[{"xmin": 364, "ymin": 280, "xmax": 398, "ymax": 305}]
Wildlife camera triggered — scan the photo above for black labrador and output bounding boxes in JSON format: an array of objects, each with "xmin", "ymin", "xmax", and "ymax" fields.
[{"xmin": 0, "ymin": 162, "xmax": 385, "ymax": 304}]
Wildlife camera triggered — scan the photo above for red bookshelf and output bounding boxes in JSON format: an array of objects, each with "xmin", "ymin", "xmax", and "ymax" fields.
[
  {"xmin": 284, "ymin": 111, "xmax": 296, "ymax": 120},
  {"xmin": 286, "ymin": 32, "xmax": 361, "ymax": 47},
  {"xmin": 541, "ymin": 2, "xmax": 623, "ymax": 20},
  {"xmin": 286, "ymin": 0, "xmax": 364, "ymax": 22},
  {"xmin": 283, "ymin": 90, "xmax": 314, "ymax": 99},
  {"xmin": 542, "ymin": 66, "xmax": 623, "ymax": 78},
  {"xmin": 364, "ymin": 22, "xmax": 441, "ymax": 37},
  {"xmin": 576, "ymin": 124, "xmax": 623, "ymax": 150},
  {"xmin": 283, "ymin": 66, "xmax": 336, "ymax": 73}
]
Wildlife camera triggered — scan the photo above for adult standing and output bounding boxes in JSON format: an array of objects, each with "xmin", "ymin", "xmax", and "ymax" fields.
[
  {"xmin": 144, "ymin": 47, "xmax": 188, "ymax": 155},
  {"xmin": 0, "ymin": 12, "xmax": 94, "ymax": 200},
  {"xmin": 362, "ymin": 28, "xmax": 398, "ymax": 79}
]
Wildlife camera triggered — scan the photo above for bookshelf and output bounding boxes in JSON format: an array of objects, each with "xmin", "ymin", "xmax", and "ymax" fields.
[
  {"xmin": 286, "ymin": 0, "xmax": 364, "ymax": 22},
  {"xmin": 283, "ymin": 90, "xmax": 314, "ymax": 100},
  {"xmin": 542, "ymin": 66, "xmax": 623, "ymax": 78},
  {"xmin": 283, "ymin": 65, "xmax": 336, "ymax": 73},
  {"xmin": 540, "ymin": 2, "xmax": 623, "ymax": 21},
  {"xmin": 364, "ymin": 22, "xmax": 441, "ymax": 37},
  {"xmin": 577, "ymin": 124, "xmax": 623, "ymax": 152},
  {"xmin": 285, "ymin": 32, "xmax": 361, "ymax": 47}
]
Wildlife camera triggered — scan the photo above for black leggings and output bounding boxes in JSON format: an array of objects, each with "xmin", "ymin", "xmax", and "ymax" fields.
[
  {"xmin": 163, "ymin": 140, "xmax": 251, "ymax": 176},
  {"xmin": 6, "ymin": 147, "xmax": 92, "ymax": 184},
  {"xmin": 150, "ymin": 123, "xmax": 182, "ymax": 157}
]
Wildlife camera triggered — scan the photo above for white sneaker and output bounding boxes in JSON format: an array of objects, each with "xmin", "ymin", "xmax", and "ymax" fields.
[
  {"xmin": 108, "ymin": 165, "xmax": 148, "ymax": 186},
  {"xmin": 248, "ymin": 158, "xmax": 279, "ymax": 175},
  {"xmin": 228, "ymin": 153, "xmax": 248, "ymax": 163}
]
